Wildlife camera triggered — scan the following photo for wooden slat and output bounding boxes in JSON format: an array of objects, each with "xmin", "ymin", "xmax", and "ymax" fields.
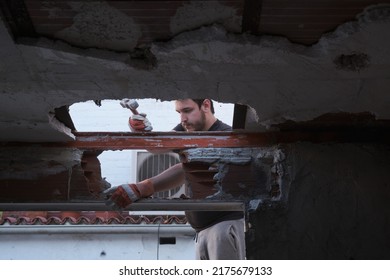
[
  {"xmin": 0, "ymin": 0, "xmax": 37, "ymax": 38},
  {"xmin": 2, "ymin": 128, "xmax": 389, "ymax": 150},
  {"xmin": 242, "ymin": 0, "xmax": 263, "ymax": 34}
]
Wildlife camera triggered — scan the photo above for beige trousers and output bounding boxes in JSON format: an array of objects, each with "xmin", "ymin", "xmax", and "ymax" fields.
[{"xmin": 195, "ymin": 218, "xmax": 246, "ymax": 260}]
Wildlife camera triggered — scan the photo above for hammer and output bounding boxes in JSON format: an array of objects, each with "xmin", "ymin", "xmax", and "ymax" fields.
[
  {"xmin": 120, "ymin": 98, "xmax": 139, "ymax": 115},
  {"xmin": 120, "ymin": 98, "xmax": 153, "ymax": 131}
]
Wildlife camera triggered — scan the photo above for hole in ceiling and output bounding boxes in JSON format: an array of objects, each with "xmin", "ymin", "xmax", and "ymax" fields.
[
  {"xmin": 69, "ymin": 98, "xmax": 235, "ymax": 132},
  {"xmin": 69, "ymin": 98, "xmax": 235, "ymax": 187},
  {"xmin": 54, "ymin": 106, "xmax": 76, "ymax": 131}
]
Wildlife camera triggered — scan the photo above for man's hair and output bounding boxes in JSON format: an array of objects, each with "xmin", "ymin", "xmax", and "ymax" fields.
[{"xmin": 192, "ymin": 99, "xmax": 215, "ymax": 114}]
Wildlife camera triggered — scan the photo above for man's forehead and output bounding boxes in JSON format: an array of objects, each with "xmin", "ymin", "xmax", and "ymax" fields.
[{"xmin": 175, "ymin": 99, "xmax": 197, "ymax": 109}]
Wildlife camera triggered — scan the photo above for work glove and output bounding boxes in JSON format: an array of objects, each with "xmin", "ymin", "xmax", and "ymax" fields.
[
  {"xmin": 128, "ymin": 113, "xmax": 153, "ymax": 132},
  {"xmin": 103, "ymin": 179, "xmax": 154, "ymax": 209},
  {"xmin": 120, "ymin": 98, "xmax": 153, "ymax": 132}
]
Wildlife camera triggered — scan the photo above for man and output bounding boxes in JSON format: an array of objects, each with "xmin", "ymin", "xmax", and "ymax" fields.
[{"xmin": 104, "ymin": 98, "xmax": 245, "ymax": 260}]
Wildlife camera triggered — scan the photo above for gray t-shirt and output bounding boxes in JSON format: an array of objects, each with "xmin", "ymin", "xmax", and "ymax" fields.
[{"xmin": 173, "ymin": 119, "xmax": 244, "ymax": 232}]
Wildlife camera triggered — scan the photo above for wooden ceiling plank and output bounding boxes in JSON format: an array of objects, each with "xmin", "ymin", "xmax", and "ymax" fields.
[
  {"xmin": 2, "ymin": 128, "xmax": 389, "ymax": 150},
  {"xmin": 0, "ymin": 0, "xmax": 37, "ymax": 39},
  {"xmin": 242, "ymin": 0, "xmax": 263, "ymax": 35}
]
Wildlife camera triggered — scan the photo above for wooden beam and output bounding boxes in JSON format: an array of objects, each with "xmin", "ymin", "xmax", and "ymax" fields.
[
  {"xmin": 2, "ymin": 129, "xmax": 390, "ymax": 150},
  {"xmin": 70, "ymin": 131, "xmax": 272, "ymax": 150},
  {"xmin": 4, "ymin": 112, "xmax": 390, "ymax": 150},
  {"xmin": 242, "ymin": 0, "xmax": 263, "ymax": 35},
  {"xmin": 0, "ymin": 0, "xmax": 37, "ymax": 40},
  {"xmin": 232, "ymin": 104, "xmax": 248, "ymax": 129}
]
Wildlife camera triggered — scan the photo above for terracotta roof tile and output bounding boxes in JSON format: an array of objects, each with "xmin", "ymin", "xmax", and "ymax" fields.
[{"xmin": 0, "ymin": 211, "xmax": 187, "ymax": 225}]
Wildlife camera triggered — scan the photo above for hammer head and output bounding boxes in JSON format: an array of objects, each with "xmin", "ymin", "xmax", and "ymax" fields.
[
  {"xmin": 120, "ymin": 98, "xmax": 139, "ymax": 114},
  {"xmin": 128, "ymin": 99, "xmax": 139, "ymax": 112}
]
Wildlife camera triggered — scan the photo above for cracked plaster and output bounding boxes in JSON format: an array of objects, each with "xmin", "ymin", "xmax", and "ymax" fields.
[{"xmin": 0, "ymin": 5, "xmax": 390, "ymax": 141}]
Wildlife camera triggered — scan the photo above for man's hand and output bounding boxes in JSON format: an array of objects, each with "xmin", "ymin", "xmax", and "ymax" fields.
[
  {"xmin": 129, "ymin": 113, "xmax": 153, "ymax": 132},
  {"xmin": 120, "ymin": 98, "xmax": 153, "ymax": 132},
  {"xmin": 104, "ymin": 179, "xmax": 154, "ymax": 209}
]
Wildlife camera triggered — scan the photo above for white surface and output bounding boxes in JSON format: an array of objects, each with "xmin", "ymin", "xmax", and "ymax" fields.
[{"xmin": 0, "ymin": 225, "xmax": 195, "ymax": 260}]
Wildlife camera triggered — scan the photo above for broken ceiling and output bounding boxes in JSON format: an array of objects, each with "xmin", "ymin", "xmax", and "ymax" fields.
[
  {"xmin": 0, "ymin": 0, "xmax": 390, "ymax": 142},
  {"xmin": 1, "ymin": 2, "xmax": 390, "ymax": 260}
]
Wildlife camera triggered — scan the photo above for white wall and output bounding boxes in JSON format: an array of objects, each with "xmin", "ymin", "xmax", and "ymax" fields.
[{"xmin": 0, "ymin": 225, "xmax": 195, "ymax": 260}]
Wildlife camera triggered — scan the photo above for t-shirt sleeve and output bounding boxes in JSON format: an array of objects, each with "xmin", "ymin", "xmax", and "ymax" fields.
[{"xmin": 172, "ymin": 123, "xmax": 185, "ymax": 131}]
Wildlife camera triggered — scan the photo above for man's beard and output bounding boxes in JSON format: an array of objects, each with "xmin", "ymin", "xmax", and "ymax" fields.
[{"xmin": 183, "ymin": 111, "xmax": 206, "ymax": 131}]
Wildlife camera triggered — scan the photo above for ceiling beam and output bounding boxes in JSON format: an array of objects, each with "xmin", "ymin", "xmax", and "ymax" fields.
[
  {"xmin": 232, "ymin": 104, "xmax": 248, "ymax": 129},
  {"xmin": 0, "ymin": 0, "xmax": 37, "ymax": 40},
  {"xmin": 242, "ymin": 0, "xmax": 263, "ymax": 35},
  {"xmin": 2, "ymin": 128, "xmax": 389, "ymax": 150}
]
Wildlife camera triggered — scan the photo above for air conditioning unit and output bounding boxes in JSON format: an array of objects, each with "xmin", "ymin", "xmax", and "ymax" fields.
[{"xmin": 136, "ymin": 151, "xmax": 187, "ymax": 198}]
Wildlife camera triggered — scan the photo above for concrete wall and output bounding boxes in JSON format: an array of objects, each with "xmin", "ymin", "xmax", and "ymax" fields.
[
  {"xmin": 247, "ymin": 143, "xmax": 390, "ymax": 259},
  {"xmin": 2, "ymin": 7, "xmax": 390, "ymax": 142},
  {"xmin": 1, "ymin": 6, "xmax": 390, "ymax": 260}
]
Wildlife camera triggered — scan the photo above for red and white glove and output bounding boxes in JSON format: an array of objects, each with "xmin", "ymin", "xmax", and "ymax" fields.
[
  {"xmin": 120, "ymin": 98, "xmax": 153, "ymax": 132},
  {"xmin": 128, "ymin": 113, "xmax": 153, "ymax": 132},
  {"xmin": 104, "ymin": 179, "xmax": 154, "ymax": 209}
]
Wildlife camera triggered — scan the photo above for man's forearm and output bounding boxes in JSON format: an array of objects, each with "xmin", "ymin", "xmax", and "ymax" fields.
[{"xmin": 149, "ymin": 163, "xmax": 185, "ymax": 193}]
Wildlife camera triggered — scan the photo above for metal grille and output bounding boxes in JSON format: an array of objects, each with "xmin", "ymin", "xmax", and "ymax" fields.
[{"xmin": 137, "ymin": 152, "xmax": 183, "ymax": 198}]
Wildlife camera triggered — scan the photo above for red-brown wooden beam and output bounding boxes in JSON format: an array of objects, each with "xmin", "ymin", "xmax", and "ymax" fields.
[
  {"xmin": 72, "ymin": 131, "xmax": 274, "ymax": 150},
  {"xmin": 54, "ymin": 129, "xmax": 390, "ymax": 149},
  {"xmin": 2, "ymin": 129, "xmax": 389, "ymax": 150}
]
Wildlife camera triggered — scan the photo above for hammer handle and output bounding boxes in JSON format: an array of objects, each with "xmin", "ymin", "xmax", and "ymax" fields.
[{"xmin": 130, "ymin": 108, "xmax": 139, "ymax": 115}]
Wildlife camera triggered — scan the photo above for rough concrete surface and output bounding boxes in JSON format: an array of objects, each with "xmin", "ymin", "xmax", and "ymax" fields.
[
  {"xmin": 1, "ymin": 2, "xmax": 390, "ymax": 260},
  {"xmin": 55, "ymin": 2, "xmax": 142, "ymax": 52},
  {"xmin": 248, "ymin": 143, "xmax": 390, "ymax": 259},
  {"xmin": 1, "ymin": 5, "xmax": 390, "ymax": 141}
]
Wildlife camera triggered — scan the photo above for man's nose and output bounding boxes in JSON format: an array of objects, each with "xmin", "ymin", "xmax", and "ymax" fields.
[{"xmin": 180, "ymin": 114, "xmax": 187, "ymax": 122}]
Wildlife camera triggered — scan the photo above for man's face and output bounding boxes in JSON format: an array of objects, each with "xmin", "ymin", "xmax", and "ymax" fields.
[{"xmin": 175, "ymin": 99, "xmax": 206, "ymax": 131}]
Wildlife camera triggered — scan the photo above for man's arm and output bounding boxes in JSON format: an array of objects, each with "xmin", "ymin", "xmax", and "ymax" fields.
[
  {"xmin": 104, "ymin": 100, "xmax": 186, "ymax": 209},
  {"xmin": 148, "ymin": 162, "xmax": 185, "ymax": 193},
  {"xmin": 104, "ymin": 163, "xmax": 185, "ymax": 209}
]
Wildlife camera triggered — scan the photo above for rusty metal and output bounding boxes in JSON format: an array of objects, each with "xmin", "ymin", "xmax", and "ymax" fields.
[
  {"xmin": 2, "ymin": 129, "xmax": 389, "ymax": 150},
  {"xmin": 66, "ymin": 131, "xmax": 275, "ymax": 150}
]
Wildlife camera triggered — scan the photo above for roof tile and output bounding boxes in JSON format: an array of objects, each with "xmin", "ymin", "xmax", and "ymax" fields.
[{"xmin": 0, "ymin": 211, "xmax": 187, "ymax": 225}]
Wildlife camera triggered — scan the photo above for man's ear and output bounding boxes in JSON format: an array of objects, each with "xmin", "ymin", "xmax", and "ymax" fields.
[{"xmin": 202, "ymin": 99, "xmax": 211, "ymax": 112}]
